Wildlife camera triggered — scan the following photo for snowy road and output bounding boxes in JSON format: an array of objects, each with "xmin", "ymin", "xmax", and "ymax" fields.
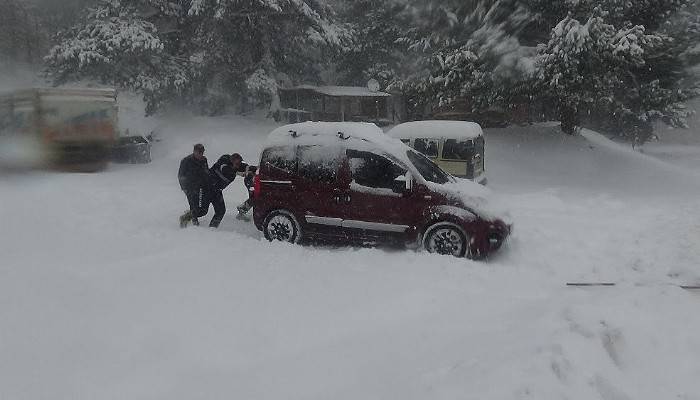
[{"xmin": 1, "ymin": 116, "xmax": 700, "ymax": 400}]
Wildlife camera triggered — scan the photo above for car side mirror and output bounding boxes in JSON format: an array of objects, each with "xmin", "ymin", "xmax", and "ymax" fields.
[{"xmin": 392, "ymin": 172, "xmax": 413, "ymax": 195}]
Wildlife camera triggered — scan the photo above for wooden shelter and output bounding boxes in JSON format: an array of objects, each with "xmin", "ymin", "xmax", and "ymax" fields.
[{"xmin": 278, "ymin": 85, "xmax": 395, "ymax": 126}]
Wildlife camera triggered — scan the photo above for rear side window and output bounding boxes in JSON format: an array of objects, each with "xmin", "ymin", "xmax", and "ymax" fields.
[
  {"xmin": 261, "ymin": 146, "xmax": 297, "ymax": 173},
  {"xmin": 414, "ymin": 138, "xmax": 439, "ymax": 158},
  {"xmin": 347, "ymin": 149, "xmax": 406, "ymax": 190},
  {"xmin": 298, "ymin": 145, "xmax": 343, "ymax": 183}
]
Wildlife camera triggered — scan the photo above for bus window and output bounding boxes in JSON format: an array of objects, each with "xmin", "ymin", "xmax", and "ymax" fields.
[
  {"xmin": 414, "ymin": 138, "xmax": 439, "ymax": 158},
  {"xmin": 442, "ymin": 139, "xmax": 474, "ymax": 160}
]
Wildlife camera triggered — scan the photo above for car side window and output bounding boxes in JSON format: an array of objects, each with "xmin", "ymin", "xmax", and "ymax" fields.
[
  {"xmin": 347, "ymin": 149, "xmax": 406, "ymax": 190},
  {"xmin": 261, "ymin": 146, "xmax": 297, "ymax": 173},
  {"xmin": 414, "ymin": 138, "xmax": 439, "ymax": 158},
  {"xmin": 298, "ymin": 145, "xmax": 342, "ymax": 183}
]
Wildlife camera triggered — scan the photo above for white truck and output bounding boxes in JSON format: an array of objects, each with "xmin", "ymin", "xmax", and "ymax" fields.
[{"xmin": 0, "ymin": 88, "xmax": 118, "ymax": 172}]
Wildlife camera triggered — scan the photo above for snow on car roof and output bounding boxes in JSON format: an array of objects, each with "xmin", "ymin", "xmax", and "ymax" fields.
[
  {"xmin": 265, "ymin": 121, "xmax": 416, "ymax": 169},
  {"xmin": 267, "ymin": 122, "xmax": 393, "ymax": 149},
  {"xmin": 388, "ymin": 120, "xmax": 484, "ymax": 141}
]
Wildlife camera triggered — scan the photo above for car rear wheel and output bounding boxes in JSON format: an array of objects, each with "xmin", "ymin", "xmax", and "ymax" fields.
[
  {"xmin": 263, "ymin": 210, "xmax": 301, "ymax": 243},
  {"xmin": 423, "ymin": 223, "xmax": 469, "ymax": 258}
]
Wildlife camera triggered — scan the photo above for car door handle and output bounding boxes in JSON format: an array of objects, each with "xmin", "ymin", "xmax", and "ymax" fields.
[{"xmin": 332, "ymin": 194, "xmax": 351, "ymax": 204}]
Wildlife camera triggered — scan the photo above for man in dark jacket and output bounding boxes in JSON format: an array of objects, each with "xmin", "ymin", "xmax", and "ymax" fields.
[
  {"xmin": 208, "ymin": 153, "xmax": 257, "ymax": 226},
  {"xmin": 178, "ymin": 144, "xmax": 211, "ymax": 228}
]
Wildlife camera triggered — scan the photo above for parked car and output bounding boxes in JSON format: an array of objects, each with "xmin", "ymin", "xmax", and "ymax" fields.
[
  {"xmin": 112, "ymin": 135, "xmax": 151, "ymax": 164},
  {"xmin": 253, "ymin": 122, "xmax": 511, "ymax": 259},
  {"xmin": 388, "ymin": 120, "xmax": 487, "ymax": 184}
]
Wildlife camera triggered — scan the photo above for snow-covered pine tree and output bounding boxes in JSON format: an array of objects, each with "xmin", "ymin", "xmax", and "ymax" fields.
[
  {"xmin": 46, "ymin": 0, "xmax": 346, "ymax": 114},
  {"xmin": 665, "ymin": 0, "xmax": 700, "ymax": 66},
  {"xmin": 40, "ymin": 0, "xmax": 99, "ymax": 46},
  {"xmin": 390, "ymin": 0, "xmax": 532, "ymax": 119},
  {"xmin": 335, "ymin": 0, "xmax": 407, "ymax": 88},
  {"xmin": 185, "ymin": 0, "xmax": 346, "ymax": 114},
  {"xmin": 534, "ymin": 0, "xmax": 698, "ymax": 141},
  {"xmin": 45, "ymin": 0, "xmax": 190, "ymax": 113}
]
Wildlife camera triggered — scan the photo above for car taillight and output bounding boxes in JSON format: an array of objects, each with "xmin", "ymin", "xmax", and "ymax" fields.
[{"xmin": 253, "ymin": 173, "xmax": 261, "ymax": 199}]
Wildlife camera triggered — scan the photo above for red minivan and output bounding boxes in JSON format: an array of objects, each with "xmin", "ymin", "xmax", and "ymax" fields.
[{"xmin": 253, "ymin": 122, "xmax": 511, "ymax": 259}]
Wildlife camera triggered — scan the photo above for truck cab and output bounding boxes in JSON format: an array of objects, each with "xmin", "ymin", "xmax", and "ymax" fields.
[{"xmin": 0, "ymin": 88, "xmax": 118, "ymax": 172}]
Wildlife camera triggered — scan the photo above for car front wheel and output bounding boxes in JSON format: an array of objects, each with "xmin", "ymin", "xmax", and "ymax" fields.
[
  {"xmin": 423, "ymin": 223, "xmax": 469, "ymax": 258},
  {"xmin": 263, "ymin": 210, "xmax": 301, "ymax": 243}
]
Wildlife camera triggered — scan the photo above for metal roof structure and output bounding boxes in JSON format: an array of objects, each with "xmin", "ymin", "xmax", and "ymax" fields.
[{"xmin": 281, "ymin": 85, "xmax": 391, "ymax": 98}]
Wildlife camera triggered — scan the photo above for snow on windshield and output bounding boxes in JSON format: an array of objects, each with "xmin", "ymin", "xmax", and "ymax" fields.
[{"xmin": 406, "ymin": 150, "xmax": 452, "ymax": 184}]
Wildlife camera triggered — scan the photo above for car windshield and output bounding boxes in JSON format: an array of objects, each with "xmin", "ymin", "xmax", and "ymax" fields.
[{"xmin": 406, "ymin": 150, "xmax": 453, "ymax": 185}]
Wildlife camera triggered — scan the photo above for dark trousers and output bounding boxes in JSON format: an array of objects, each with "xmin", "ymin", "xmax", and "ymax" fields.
[
  {"xmin": 209, "ymin": 189, "xmax": 226, "ymax": 228},
  {"xmin": 185, "ymin": 187, "xmax": 210, "ymax": 219},
  {"xmin": 183, "ymin": 187, "xmax": 226, "ymax": 228},
  {"xmin": 184, "ymin": 188, "xmax": 226, "ymax": 227},
  {"xmin": 238, "ymin": 180, "xmax": 254, "ymax": 213}
]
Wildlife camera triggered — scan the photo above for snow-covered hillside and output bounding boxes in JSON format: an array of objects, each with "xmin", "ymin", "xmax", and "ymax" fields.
[
  {"xmin": 644, "ymin": 97, "xmax": 700, "ymax": 173},
  {"xmin": 1, "ymin": 114, "xmax": 699, "ymax": 400}
]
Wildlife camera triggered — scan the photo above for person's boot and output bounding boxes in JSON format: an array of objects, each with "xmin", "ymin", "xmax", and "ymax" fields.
[
  {"xmin": 236, "ymin": 207, "xmax": 250, "ymax": 220},
  {"xmin": 192, "ymin": 217, "xmax": 200, "ymax": 226},
  {"xmin": 209, "ymin": 217, "xmax": 222, "ymax": 228},
  {"xmin": 236, "ymin": 201, "xmax": 252, "ymax": 220},
  {"xmin": 179, "ymin": 211, "xmax": 192, "ymax": 228}
]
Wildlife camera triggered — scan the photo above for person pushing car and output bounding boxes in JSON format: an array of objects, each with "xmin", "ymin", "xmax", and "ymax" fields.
[
  {"xmin": 178, "ymin": 144, "xmax": 212, "ymax": 228},
  {"xmin": 237, "ymin": 162, "xmax": 258, "ymax": 219},
  {"xmin": 208, "ymin": 153, "xmax": 258, "ymax": 226}
]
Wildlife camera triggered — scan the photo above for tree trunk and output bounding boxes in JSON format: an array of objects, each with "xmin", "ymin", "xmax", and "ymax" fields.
[
  {"xmin": 560, "ymin": 104, "xmax": 580, "ymax": 135},
  {"xmin": 260, "ymin": 31, "xmax": 280, "ymax": 115}
]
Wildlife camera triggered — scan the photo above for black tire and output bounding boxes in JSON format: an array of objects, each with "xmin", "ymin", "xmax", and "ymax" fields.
[
  {"xmin": 423, "ymin": 222, "xmax": 469, "ymax": 258},
  {"xmin": 263, "ymin": 210, "xmax": 301, "ymax": 243}
]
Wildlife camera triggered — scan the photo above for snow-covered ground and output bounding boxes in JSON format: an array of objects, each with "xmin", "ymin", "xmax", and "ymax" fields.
[
  {"xmin": 643, "ymin": 97, "xmax": 700, "ymax": 174},
  {"xmin": 2, "ymin": 108, "xmax": 700, "ymax": 399}
]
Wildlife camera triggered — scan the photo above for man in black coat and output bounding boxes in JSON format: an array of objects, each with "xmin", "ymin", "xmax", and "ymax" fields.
[
  {"xmin": 208, "ymin": 153, "xmax": 257, "ymax": 227},
  {"xmin": 178, "ymin": 144, "xmax": 212, "ymax": 228}
]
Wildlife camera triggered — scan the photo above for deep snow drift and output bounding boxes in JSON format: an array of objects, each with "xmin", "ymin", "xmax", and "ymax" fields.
[{"xmin": 1, "ymin": 110, "xmax": 700, "ymax": 400}]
